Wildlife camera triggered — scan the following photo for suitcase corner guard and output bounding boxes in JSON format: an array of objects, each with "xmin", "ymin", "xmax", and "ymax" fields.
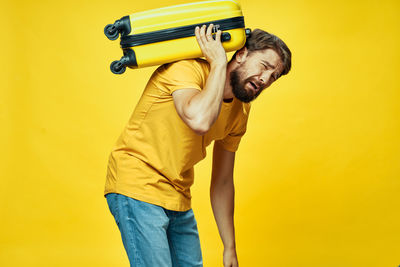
[
  {"xmin": 110, "ymin": 49, "xmax": 137, "ymax": 74},
  {"xmin": 245, "ymin": 28, "xmax": 251, "ymax": 38},
  {"xmin": 104, "ymin": 16, "xmax": 132, "ymax": 40}
]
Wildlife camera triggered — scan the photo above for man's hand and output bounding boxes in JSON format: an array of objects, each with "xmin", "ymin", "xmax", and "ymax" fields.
[
  {"xmin": 195, "ymin": 24, "xmax": 227, "ymax": 67},
  {"xmin": 223, "ymin": 247, "xmax": 239, "ymax": 267}
]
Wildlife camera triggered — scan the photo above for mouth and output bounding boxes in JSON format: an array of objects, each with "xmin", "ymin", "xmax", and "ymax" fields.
[{"xmin": 248, "ymin": 81, "xmax": 259, "ymax": 93}]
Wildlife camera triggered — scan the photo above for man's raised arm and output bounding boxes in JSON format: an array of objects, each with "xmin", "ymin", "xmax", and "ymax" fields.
[{"xmin": 172, "ymin": 24, "xmax": 227, "ymax": 135}]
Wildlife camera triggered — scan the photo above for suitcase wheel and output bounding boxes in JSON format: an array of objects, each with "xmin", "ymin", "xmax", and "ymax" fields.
[
  {"xmin": 104, "ymin": 24, "xmax": 119, "ymax": 41},
  {"xmin": 109, "ymin": 49, "xmax": 137, "ymax": 74},
  {"xmin": 104, "ymin": 16, "xmax": 131, "ymax": 40},
  {"xmin": 110, "ymin": 60, "xmax": 126, "ymax": 74}
]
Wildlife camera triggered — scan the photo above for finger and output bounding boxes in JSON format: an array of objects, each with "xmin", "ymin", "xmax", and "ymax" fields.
[
  {"xmin": 215, "ymin": 30, "xmax": 222, "ymax": 43},
  {"xmin": 206, "ymin": 23, "xmax": 213, "ymax": 41},
  {"xmin": 195, "ymin": 26, "xmax": 205, "ymax": 48},
  {"xmin": 200, "ymin": 24, "xmax": 207, "ymax": 42}
]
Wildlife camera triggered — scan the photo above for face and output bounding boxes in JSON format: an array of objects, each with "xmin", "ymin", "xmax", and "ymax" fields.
[{"xmin": 230, "ymin": 48, "xmax": 284, "ymax": 103}]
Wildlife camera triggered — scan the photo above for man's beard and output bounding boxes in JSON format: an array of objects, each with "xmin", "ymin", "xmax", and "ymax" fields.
[{"xmin": 230, "ymin": 68, "xmax": 262, "ymax": 103}]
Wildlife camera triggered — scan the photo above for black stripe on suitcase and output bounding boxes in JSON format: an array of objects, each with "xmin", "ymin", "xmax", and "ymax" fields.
[{"xmin": 120, "ymin": 16, "xmax": 247, "ymax": 48}]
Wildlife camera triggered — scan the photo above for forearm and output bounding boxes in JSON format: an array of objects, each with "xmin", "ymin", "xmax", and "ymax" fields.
[
  {"xmin": 183, "ymin": 63, "xmax": 227, "ymax": 130},
  {"xmin": 210, "ymin": 175, "xmax": 236, "ymax": 250}
]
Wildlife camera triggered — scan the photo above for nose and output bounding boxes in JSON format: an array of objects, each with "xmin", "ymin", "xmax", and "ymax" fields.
[{"xmin": 259, "ymin": 71, "xmax": 271, "ymax": 86}]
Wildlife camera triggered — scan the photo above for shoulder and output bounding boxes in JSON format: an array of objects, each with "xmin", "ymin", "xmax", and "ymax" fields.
[
  {"xmin": 191, "ymin": 58, "xmax": 210, "ymax": 71},
  {"xmin": 150, "ymin": 59, "xmax": 210, "ymax": 94},
  {"xmin": 159, "ymin": 58, "xmax": 210, "ymax": 75},
  {"xmin": 152, "ymin": 59, "xmax": 210, "ymax": 88}
]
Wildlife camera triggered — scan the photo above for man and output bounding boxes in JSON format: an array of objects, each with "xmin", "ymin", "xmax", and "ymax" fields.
[{"xmin": 104, "ymin": 24, "xmax": 291, "ymax": 267}]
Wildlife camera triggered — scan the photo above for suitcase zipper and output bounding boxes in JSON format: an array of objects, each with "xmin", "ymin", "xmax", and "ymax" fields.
[{"xmin": 120, "ymin": 16, "xmax": 246, "ymax": 48}]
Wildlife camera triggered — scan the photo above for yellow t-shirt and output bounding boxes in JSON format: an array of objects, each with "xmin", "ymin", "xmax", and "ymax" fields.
[{"xmin": 104, "ymin": 58, "xmax": 251, "ymax": 211}]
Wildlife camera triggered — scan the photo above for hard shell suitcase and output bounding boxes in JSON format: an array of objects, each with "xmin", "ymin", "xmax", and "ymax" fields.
[{"xmin": 104, "ymin": 0, "xmax": 251, "ymax": 74}]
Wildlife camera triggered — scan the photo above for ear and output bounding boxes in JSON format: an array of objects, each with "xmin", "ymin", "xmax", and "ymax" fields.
[{"xmin": 234, "ymin": 47, "xmax": 248, "ymax": 64}]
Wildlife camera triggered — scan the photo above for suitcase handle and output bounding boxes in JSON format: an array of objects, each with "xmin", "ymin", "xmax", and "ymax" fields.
[{"xmin": 211, "ymin": 24, "xmax": 230, "ymax": 41}]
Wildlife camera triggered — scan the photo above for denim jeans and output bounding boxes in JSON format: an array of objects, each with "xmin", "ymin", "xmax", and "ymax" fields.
[{"xmin": 106, "ymin": 193, "xmax": 203, "ymax": 267}]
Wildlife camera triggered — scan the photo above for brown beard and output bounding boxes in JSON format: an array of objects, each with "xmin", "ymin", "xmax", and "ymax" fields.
[{"xmin": 230, "ymin": 68, "xmax": 262, "ymax": 103}]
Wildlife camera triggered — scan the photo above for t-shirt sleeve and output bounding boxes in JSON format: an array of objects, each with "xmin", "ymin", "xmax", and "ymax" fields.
[
  {"xmin": 216, "ymin": 104, "xmax": 251, "ymax": 152},
  {"xmin": 156, "ymin": 59, "xmax": 205, "ymax": 94}
]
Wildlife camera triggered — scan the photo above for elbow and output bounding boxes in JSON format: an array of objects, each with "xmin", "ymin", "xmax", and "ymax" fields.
[
  {"xmin": 190, "ymin": 116, "xmax": 212, "ymax": 136},
  {"xmin": 191, "ymin": 122, "xmax": 210, "ymax": 136},
  {"xmin": 182, "ymin": 108, "xmax": 213, "ymax": 135},
  {"xmin": 194, "ymin": 129, "xmax": 208, "ymax": 136}
]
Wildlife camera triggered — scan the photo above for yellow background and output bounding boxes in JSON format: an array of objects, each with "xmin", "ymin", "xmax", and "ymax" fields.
[{"xmin": 1, "ymin": 0, "xmax": 399, "ymax": 266}]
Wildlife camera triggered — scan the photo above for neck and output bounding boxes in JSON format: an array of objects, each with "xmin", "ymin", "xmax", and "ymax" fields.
[{"xmin": 223, "ymin": 60, "xmax": 236, "ymax": 100}]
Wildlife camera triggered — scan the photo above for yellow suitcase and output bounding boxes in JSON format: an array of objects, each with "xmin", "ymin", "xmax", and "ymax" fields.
[{"xmin": 104, "ymin": 0, "xmax": 251, "ymax": 74}]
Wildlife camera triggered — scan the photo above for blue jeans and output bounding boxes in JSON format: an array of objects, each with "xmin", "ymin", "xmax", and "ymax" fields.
[{"xmin": 106, "ymin": 193, "xmax": 203, "ymax": 267}]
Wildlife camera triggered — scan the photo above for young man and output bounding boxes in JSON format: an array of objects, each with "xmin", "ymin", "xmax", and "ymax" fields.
[{"xmin": 104, "ymin": 24, "xmax": 291, "ymax": 267}]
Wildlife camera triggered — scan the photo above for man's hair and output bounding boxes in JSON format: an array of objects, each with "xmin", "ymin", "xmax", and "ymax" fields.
[{"xmin": 231, "ymin": 29, "xmax": 292, "ymax": 78}]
